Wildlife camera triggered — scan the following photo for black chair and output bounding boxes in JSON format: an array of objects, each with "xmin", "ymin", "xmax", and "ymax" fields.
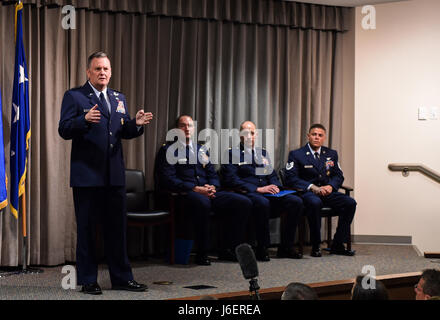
[
  {"xmin": 278, "ymin": 168, "xmax": 353, "ymax": 253},
  {"xmin": 125, "ymin": 169, "xmax": 175, "ymax": 264}
]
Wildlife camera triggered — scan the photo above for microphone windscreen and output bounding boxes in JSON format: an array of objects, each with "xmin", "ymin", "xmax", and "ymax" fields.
[{"xmin": 235, "ymin": 243, "xmax": 259, "ymax": 279}]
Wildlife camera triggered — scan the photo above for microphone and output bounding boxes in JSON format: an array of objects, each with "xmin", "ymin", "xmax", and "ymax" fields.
[
  {"xmin": 235, "ymin": 243, "xmax": 260, "ymax": 300},
  {"xmin": 235, "ymin": 243, "xmax": 259, "ymax": 279}
]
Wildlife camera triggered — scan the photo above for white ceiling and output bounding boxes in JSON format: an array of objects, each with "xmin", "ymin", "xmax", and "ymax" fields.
[{"xmin": 283, "ymin": 0, "xmax": 409, "ymax": 7}]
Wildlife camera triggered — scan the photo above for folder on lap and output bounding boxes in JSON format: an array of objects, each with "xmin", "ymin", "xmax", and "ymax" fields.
[{"xmin": 264, "ymin": 190, "xmax": 296, "ymax": 197}]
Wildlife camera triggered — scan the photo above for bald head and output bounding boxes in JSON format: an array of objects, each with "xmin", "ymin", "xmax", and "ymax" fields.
[
  {"xmin": 240, "ymin": 121, "xmax": 256, "ymax": 131},
  {"xmin": 240, "ymin": 121, "xmax": 257, "ymax": 148}
]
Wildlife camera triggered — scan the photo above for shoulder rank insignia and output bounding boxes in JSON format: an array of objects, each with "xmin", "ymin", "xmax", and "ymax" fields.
[{"xmin": 286, "ymin": 161, "xmax": 294, "ymax": 170}]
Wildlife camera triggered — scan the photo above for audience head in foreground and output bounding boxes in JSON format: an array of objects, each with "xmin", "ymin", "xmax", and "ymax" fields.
[
  {"xmin": 281, "ymin": 282, "xmax": 318, "ymax": 300},
  {"xmin": 351, "ymin": 275, "xmax": 389, "ymax": 300},
  {"xmin": 415, "ymin": 269, "xmax": 440, "ymax": 300}
]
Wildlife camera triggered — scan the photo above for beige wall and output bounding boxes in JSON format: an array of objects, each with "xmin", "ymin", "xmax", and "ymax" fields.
[
  {"xmin": 340, "ymin": 10, "xmax": 356, "ymax": 189},
  {"xmin": 354, "ymin": 0, "xmax": 440, "ymax": 253}
]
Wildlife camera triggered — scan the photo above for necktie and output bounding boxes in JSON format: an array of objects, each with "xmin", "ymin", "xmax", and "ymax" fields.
[
  {"xmin": 186, "ymin": 145, "xmax": 196, "ymax": 164},
  {"xmin": 314, "ymin": 152, "xmax": 320, "ymax": 160},
  {"xmin": 99, "ymin": 92, "xmax": 110, "ymax": 114}
]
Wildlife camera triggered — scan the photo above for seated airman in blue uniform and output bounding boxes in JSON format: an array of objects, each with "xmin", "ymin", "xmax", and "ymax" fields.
[
  {"xmin": 221, "ymin": 121, "xmax": 304, "ymax": 261},
  {"xmin": 156, "ymin": 115, "xmax": 252, "ymax": 265},
  {"xmin": 284, "ymin": 123, "xmax": 356, "ymax": 257}
]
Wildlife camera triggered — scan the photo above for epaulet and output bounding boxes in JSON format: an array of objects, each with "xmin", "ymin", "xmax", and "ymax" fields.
[{"xmin": 110, "ymin": 89, "xmax": 122, "ymax": 97}]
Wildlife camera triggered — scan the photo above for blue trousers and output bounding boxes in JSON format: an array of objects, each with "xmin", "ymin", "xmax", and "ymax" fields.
[
  {"xmin": 182, "ymin": 191, "xmax": 252, "ymax": 254},
  {"xmin": 302, "ymin": 191, "xmax": 356, "ymax": 246},
  {"xmin": 73, "ymin": 186, "xmax": 133, "ymax": 286},
  {"xmin": 245, "ymin": 193, "xmax": 303, "ymax": 248}
]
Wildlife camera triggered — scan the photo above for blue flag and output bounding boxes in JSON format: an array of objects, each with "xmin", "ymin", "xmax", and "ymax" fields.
[
  {"xmin": 0, "ymin": 91, "xmax": 7, "ymax": 211},
  {"xmin": 10, "ymin": 3, "xmax": 31, "ymax": 219}
]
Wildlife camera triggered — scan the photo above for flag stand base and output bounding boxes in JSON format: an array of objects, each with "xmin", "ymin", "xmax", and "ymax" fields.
[
  {"xmin": 0, "ymin": 266, "xmax": 43, "ymax": 277},
  {"xmin": 0, "ymin": 270, "xmax": 21, "ymax": 278},
  {"xmin": 19, "ymin": 266, "xmax": 44, "ymax": 274}
]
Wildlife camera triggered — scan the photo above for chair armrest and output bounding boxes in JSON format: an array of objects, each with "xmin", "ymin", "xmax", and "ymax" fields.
[{"xmin": 339, "ymin": 185, "xmax": 353, "ymax": 196}]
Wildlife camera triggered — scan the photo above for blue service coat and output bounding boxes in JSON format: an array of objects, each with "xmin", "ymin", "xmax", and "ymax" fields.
[
  {"xmin": 221, "ymin": 145, "xmax": 280, "ymax": 193},
  {"xmin": 156, "ymin": 142, "xmax": 220, "ymax": 192},
  {"xmin": 284, "ymin": 144, "xmax": 344, "ymax": 191},
  {"xmin": 58, "ymin": 82, "xmax": 143, "ymax": 187}
]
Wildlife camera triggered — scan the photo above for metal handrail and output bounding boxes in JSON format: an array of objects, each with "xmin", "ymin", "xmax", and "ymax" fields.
[{"xmin": 388, "ymin": 163, "xmax": 440, "ymax": 184}]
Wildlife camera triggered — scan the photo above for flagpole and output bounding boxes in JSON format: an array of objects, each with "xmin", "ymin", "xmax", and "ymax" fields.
[
  {"xmin": 11, "ymin": 0, "xmax": 41, "ymax": 275},
  {"xmin": 21, "ymin": 191, "xmax": 27, "ymax": 271}
]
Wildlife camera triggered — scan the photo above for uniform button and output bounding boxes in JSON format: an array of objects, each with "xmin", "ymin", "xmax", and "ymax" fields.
[
  {"xmin": 319, "ymin": 175, "xmax": 322, "ymax": 178},
  {"xmin": 110, "ymin": 132, "xmax": 113, "ymax": 136},
  {"xmin": 110, "ymin": 144, "xmax": 114, "ymax": 148}
]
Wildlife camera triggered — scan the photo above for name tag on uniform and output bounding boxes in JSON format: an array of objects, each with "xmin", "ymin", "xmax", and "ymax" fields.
[
  {"xmin": 178, "ymin": 159, "xmax": 187, "ymax": 164},
  {"xmin": 304, "ymin": 165, "xmax": 313, "ymax": 168},
  {"xmin": 83, "ymin": 108, "xmax": 91, "ymax": 113},
  {"xmin": 239, "ymin": 162, "xmax": 248, "ymax": 166}
]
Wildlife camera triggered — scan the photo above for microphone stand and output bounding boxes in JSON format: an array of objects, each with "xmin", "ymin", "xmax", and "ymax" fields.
[{"xmin": 249, "ymin": 278, "xmax": 261, "ymax": 300}]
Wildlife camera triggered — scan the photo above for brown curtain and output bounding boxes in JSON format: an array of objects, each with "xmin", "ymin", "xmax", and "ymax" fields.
[
  {"xmin": 13, "ymin": 0, "xmax": 350, "ymax": 31},
  {"xmin": 0, "ymin": 0, "xmax": 353, "ymax": 266}
]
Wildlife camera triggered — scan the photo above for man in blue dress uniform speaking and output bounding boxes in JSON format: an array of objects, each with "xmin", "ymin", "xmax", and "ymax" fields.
[
  {"xmin": 284, "ymin": 124, "xmax": 356, "ymax": 257},
  {"xmin": 59, "ymin": 52, "xmax": 152, "ymax": 295}
]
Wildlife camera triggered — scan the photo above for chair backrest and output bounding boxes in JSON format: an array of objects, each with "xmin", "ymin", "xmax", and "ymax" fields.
[{"xmin": 125, "ymin": 169, "xmax": 148, "ymax": 212}]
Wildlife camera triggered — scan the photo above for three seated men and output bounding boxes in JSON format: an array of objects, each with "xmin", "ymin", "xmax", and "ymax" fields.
[{"xmin": 156, "ymin": 117, "xmax": 356, "ymax": 264}]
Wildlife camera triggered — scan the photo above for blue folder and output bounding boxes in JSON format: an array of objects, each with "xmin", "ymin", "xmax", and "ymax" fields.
[{"xmin": 264, "ymin": 190, "xmax": 296, "ymax": 197}]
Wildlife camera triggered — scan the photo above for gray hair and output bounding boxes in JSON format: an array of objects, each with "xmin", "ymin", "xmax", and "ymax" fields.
[{"xmin": 87, "ymin": 51, "xmax": 109, "ymax": 69}]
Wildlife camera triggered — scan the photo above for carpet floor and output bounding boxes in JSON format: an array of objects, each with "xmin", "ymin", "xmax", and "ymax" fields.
[{"xmin": 0, "ymin": 244, "xmax": 438, "ymax": 300}]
